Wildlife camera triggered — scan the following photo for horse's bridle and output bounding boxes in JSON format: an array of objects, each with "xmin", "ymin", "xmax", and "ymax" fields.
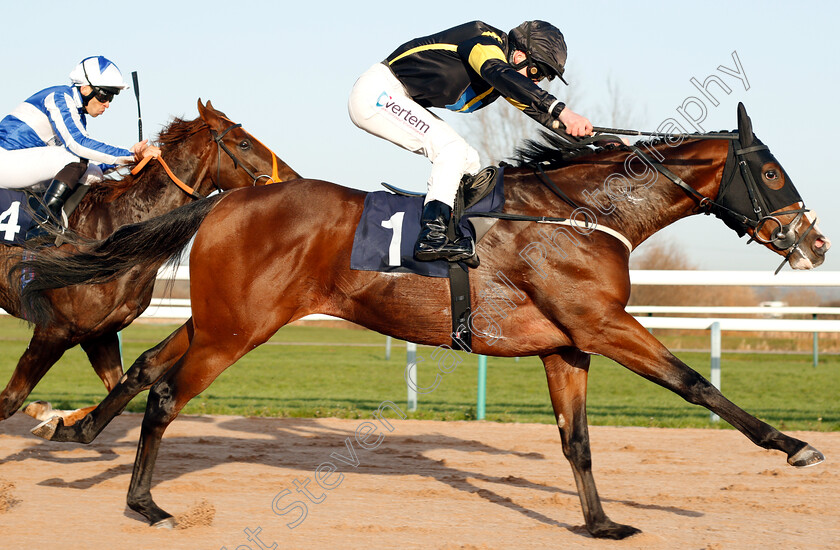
[
  {"xmin": 133, "ymin": 121, "xmax": 283, "ymax": 200},
  {"xmin": 209, "ymin": 122, "xmax": 282, "ymax": 191},
  {"xmin": 628, "ymin": 140, "xmax": 816, "ymax": 274}
]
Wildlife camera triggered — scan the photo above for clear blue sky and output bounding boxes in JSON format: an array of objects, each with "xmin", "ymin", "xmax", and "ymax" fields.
[{"xmin": 2, "ymin": 1, "xmax": 837, "ymax": 272}]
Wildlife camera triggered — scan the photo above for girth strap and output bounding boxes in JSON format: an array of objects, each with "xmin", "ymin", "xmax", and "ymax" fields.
[{"xmin": 449, "ymin": 263, "xmax": 472, "ymax": 351}]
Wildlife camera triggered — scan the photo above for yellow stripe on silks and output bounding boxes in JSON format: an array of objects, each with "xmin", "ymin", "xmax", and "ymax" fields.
[
  {"xmin": 480, "ymin": 30, "xmax": 503, "ymax": 44},
  {"xmin": 505, "ymin": 96, "xmax": 528, "ymax": 111},
  {"xmin": 457, "ymin": 88, "xmax": 495, "ymax": 112},
  {"xmin": 467, "ymin": 43, "xmax": 506, "ymax": 73},
  {"xmin": 389, "ymin": 44, "xmax": 458, "ymax": 65}
]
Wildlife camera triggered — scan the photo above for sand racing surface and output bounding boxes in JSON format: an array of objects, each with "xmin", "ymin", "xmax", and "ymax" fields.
[{"xmin": 1, "ymin": 412, "xmax": 838, "ymax": 549}]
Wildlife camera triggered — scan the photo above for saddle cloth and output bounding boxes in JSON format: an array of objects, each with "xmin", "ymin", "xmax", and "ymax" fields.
[
  {"xmin": 350, "ymin": 174, "xmax": 505, "ymax": 278},
  {"xmin": 0, "ymin": 189, "xmax": 36, "ymax": 246}
]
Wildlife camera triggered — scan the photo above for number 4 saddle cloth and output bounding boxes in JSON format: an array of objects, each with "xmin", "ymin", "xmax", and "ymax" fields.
[
  {"xmin": 350, "ymin": 169, "xmax": 505, "ymax": 278},
  {"xmin": 0, "ymin": 189, "xmax": 36, "ymax": 246}
]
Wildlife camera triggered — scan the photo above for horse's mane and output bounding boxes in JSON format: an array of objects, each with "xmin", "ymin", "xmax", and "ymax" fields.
[
  {"xmin": 511, "ymin": 131, "xmax": 615, "ymax": 168},
  {"xmin": 81, "ymin": 116, "xmax": 208, "ymax": 204},
  {"xmin": 511, "ymin": 130, "xmax": 734, "ymax": 169}
]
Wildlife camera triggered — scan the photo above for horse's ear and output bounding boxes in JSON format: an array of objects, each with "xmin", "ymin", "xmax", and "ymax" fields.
[
  {"xmin": 737, "ymin": 102, "xmax": 754, "ymax": 147},
  {"xmin": 197, "ymin": 98, "xmax": 224, "ymax": 130}
]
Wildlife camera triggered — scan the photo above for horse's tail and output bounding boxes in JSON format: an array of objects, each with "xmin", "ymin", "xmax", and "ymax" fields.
[{"xmin": 10, "ymin": 194, "xmax": 225, "ymax": 326}]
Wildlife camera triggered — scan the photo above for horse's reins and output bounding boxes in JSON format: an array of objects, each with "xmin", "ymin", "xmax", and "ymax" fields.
[
  {"xmin": 553, "ymin": 125, "xmax": 816, "ymax": 273},
  {"xmin": 131, "ymin": 155, "xmax": 199, "ymax": 198},
  {"xmin": 131, "ymin": 121, "xmax": 283, "ymax": 200},
  {"xmin": 469, "ymin": 126, "xmax": 816, "ymax": 268}
]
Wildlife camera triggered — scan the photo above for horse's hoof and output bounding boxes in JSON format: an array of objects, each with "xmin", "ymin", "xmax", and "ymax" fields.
[
  {"xmin": 152, "ymin": 517, "xmax": 176, "ymax": 529},
  {"xmin": 788, "ymin": 444, "xmax": 825, "ymax": 468},
  {"xmin": 22, "ymin": 400, "xmax": 53, "ymax": 421},
  {"xmin": 31, "ymin": 416, "xmax": 62, "ymax": 440},
  {"xmin": 590, "ymin": 522, "xmax": 642, "ymax": 539}
]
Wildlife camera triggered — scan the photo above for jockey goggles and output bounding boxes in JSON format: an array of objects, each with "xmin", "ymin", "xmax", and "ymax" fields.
[{"xmin": 92, "ymin": 86, "xmax": 120, "ymax": 103}]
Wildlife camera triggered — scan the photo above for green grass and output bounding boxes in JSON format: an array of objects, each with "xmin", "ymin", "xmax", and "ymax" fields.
[{"xmin": 0, "ymin": 317, "xmax": 837, "ymax": 431}]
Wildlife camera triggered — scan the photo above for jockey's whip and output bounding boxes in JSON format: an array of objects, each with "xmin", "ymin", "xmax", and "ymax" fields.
[{"xmin": 131, "ymin": 71, "xmax": 143, "ymax": 142}]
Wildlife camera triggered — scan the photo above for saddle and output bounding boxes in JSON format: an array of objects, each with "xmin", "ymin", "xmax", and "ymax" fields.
[
  {"xmin": 380, "ymin": 165, "xmax": 501, "ymax": 244},
  {"xmin": 376, "ymin": 166, "xmax": 502, "ymax": 351}
]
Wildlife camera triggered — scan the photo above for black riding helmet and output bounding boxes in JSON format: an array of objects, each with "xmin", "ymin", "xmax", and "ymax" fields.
[{"xmin": 508, "ymin": 20, "xmax": 568, "ymax": 84}]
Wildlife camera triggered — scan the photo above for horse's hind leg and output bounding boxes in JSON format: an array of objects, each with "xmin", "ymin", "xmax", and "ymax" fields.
[
  {"xmin": 0, "ymin": 329, "xmax": 68, "ymax": 421},
  {"xmin": 33, "ymin": 320, "xmax": 195, "ymax": 443},
  {"xmin": 590, "ymin": 313, "xmax": 823, "ymax": 467},
  {"xmin": 542, "ymin": 349, "xmax": 641, "ymax": 539}
]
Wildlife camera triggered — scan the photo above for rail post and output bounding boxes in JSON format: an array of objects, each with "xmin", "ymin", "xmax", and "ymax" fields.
[
  {"xmin": 406, "ymin": 342, "xmax": 417, "ymax": 412},
  {"xmin": 710, "ymin": 322, "xmax": 721, "ymax": 423},
  {"xmin": 477, "ymin": 355, "xmax": 487, "ymax": 420}
]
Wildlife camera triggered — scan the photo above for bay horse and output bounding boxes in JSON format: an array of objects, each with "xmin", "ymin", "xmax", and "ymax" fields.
[
  {"xmin": 0, "ymin": 99, "xmax": 299, "ymax": 424},
  {"xmin": 12, "ymin": 104, "xmax": 830, "ymax": 538}
]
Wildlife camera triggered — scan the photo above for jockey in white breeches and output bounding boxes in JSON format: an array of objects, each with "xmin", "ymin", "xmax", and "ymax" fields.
[
  {"xmin": 0, "ymin": 55, "xmax": 159, "ymax": 240},
  {"xmin": 348, "ymin": 20, "xmax": 593, "ymax": 264}
]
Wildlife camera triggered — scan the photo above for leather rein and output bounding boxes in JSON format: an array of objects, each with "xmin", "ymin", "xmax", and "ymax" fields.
[{"xmin": 131, "ymin": 121, "xmax": 282, "ymax": 199}]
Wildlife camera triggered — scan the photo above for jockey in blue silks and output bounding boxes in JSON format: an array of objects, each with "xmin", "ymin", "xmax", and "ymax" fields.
[{"xmin": 0, "ymin": 55, "xmax": 159, "ymax": 239}]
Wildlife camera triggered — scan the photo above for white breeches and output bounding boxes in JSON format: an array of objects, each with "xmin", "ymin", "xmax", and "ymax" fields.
[
  {"xmin": 348, "ymin": 62, "xmax": 480, "ymax": 208},
  {"xmin": 0, "ymin": 146, "xmax": 103, "ymax": 189}
]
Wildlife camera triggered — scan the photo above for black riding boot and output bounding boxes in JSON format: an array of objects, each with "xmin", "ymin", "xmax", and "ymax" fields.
[
  {"xmin": 25, "ymin": 179, "xmax": 74, "ymax": 241},
  {"xmin": 414, "ymin": 200, "xmax": 476, "ymax": 263}
]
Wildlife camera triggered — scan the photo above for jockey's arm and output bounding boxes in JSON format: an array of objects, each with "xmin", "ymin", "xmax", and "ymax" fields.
[
  {"xmin": 46, "ymin": 90, "xmax": 134, "ymax": 165},
  {"xmin": 459, "ymin": 39, "xmax": 592, "ymax": 137}
]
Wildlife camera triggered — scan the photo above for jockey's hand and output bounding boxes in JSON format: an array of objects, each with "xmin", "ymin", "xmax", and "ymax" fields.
[
  {"xmin": 131, "ymin": 139, "xmax": 161, "ymax": 161},
  {"xmin": 556, "ymin": 108, "xmax": 593, "ymax": 137}
]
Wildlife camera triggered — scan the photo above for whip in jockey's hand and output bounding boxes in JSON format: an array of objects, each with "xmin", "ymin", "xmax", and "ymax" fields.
[
  {"xmin": 557, "ymin": 107, "xmax": 594, "ymax": 137},
  {"xmin": 0, "ymin": 56, "xmax": 145, "ymax": 241}
]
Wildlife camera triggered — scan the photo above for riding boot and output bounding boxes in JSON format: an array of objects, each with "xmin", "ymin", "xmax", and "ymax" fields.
[
  {"xmin": 414, "ymin": 200, "xmax": 477, "ymax": 263},
  {"xmin": 25, "ymin": 179, "xmax": 74, "ymax": 241}
]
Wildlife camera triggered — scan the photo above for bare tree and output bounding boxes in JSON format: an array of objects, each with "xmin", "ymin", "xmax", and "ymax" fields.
[
  {"xmin": 455, "ymin": 74, "xmax": 642, "ymax": 166},
  {"xmin": 629, "ymin": 237, "xmax": 757, "ymax": 307}
]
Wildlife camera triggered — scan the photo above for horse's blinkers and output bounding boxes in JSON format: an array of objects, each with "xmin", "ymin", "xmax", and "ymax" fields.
[{"xmin": 711, "ymin": 105, "xmax": 811, "ymax": 254}]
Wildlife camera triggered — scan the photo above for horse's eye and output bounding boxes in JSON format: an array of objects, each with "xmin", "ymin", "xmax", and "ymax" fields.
[
  {"xmin": 238, "ymin": 140, "xmax": 251, "ymax": 150},
  {"xmin": 764, "ymin": 170, "xmax": 778, "ymax": 180}
]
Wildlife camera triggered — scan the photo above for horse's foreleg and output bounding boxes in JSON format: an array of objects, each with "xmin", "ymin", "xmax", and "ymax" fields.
[
  {"xmin": 24, "ymin": 332, "xmax": 124, "ymax": 425},
  {"xmin": 127, "ymin": 331, "xmax": 249, "ymax": 527},
  {"xmin": 33, "ymin": 320, "xmax": 195, "ymax": 443},
  {"xmin": 589, "ymin": 313, "xmax": 823, "ymax": 467},
  {"xmin": 0, "ymin": 332, "xmax": 67, "ymax": 420},
  {"xmin": 542, "ymin": 349, "xmax": 641, "ymax": 539}
]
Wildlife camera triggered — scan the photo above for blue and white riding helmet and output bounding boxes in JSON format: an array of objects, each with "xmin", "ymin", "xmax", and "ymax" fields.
[{"xmin": 69, "ymin": 56, "xmax": 129, "ymax": 93}]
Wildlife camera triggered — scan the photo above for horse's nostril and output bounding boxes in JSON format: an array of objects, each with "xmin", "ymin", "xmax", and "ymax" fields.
[{"xmin": 814, "ymin": 238, "xmax": 828, "ymax": 255}]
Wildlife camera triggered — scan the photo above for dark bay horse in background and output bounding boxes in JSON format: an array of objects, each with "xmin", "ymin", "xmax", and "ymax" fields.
[
  {"xmin": 13, "ymin": 104, "xmax": 830, "ymax": 538},
  {"xmin": 0, "ymin": 99, "xmax": 299, "ymax": 424}
]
